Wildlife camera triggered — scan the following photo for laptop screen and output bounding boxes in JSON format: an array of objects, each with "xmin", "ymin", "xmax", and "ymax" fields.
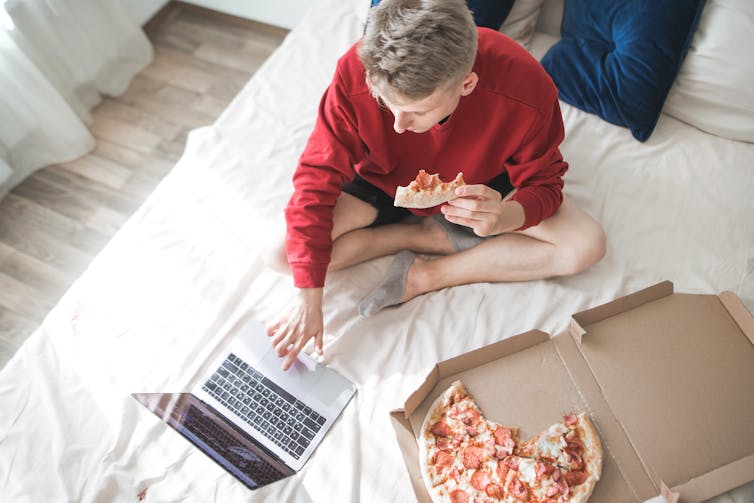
[{"xmin": 132, "ymin": 392, "xmax": 294, "ymax": 490}]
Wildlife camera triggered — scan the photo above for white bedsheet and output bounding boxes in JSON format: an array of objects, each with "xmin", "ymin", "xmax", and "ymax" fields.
[{"xmin": 1, "ymin": 0, "xmax": 753, "ymax": 501}]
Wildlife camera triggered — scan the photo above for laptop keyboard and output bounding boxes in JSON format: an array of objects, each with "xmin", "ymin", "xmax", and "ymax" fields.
[{"xmin": 202, "ymin": 353, "xmax": 327, "ymax": 460}]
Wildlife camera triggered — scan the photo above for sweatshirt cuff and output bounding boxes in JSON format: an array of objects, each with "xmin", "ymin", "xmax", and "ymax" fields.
[
  {"xmin": 510, "ymin": 190, "xmax": 544, "ymax": 231},
  {"xmin": 290, "ymin": 262, "xmax": 327, "ymax": 289}
]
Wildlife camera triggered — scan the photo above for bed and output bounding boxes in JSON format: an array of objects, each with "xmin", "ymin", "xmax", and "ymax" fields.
[{"xmin": 1, "ymin": 0, "xmax": 753, "ymax": 501}]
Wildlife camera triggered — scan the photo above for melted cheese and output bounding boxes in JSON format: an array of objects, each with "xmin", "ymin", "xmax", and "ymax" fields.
[
  {"xmin": 516, "ymin": 458, "xmax": 564, "ymax": 500},
  {"xmin": 535, "ymin": 423, "xmax": 570, "ymax": 464}
]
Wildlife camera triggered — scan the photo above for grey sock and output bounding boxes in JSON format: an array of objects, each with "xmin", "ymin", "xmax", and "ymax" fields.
[
  {"xmin": 432, "ymin": 214, "xmax": 485, "ymax": 252},
  {"xmin": 358, "ymin": 251, "xmax": 416, "ymax": 316}
]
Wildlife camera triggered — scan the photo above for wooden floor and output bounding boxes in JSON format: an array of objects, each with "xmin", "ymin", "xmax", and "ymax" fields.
[{"xmin": 0, "ymin": 3, "xmax": 288, "ymax": 368}]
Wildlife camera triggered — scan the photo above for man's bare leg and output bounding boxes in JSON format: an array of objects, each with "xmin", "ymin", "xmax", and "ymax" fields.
[
  {"xmin": 323, "ymin": 192, "xmax": 457, "ymax": 270},
  {"xmin": 399, "ymin": 197, "xmax": 606, "ymax": 302},
  {"xmin": 263, "ymin": 192, "xmax": 453, "ymax": 274},
  {"xmin": 329, "ymin": 217, "xmax": 455, "ymax": 270}
]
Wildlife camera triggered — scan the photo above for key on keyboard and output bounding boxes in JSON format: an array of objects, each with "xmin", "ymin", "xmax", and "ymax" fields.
[{"xmin": 202, "ymin": 354, "xmax": 325, "ymax": 459}]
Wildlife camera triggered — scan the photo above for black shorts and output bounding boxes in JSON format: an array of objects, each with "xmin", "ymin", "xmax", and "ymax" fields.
[{"xmin": 341, "ymin": 171, "xmax": 515, "ymax": 227}]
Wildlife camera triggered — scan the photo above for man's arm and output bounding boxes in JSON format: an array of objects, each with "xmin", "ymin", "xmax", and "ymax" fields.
[
  {"xmin": 272, "ymin": 61, "xmax": 365, "ymax": 369},
  {"xmin": 505, "ymin": 97, "xmax": 568, "ymax": 230},
  {"xmin": 285, "ymin": 73, "xmax": 364, "ymax": 289}
]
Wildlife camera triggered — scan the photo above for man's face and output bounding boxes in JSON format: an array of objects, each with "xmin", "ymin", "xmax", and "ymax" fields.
[{"xmin": 379, "ymin": 72, "xmax": 478, "ymax": 134}]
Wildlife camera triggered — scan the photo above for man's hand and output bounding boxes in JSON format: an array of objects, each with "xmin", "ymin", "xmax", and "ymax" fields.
[
  {"xmin": 266, "ymin": 287, "xmax": 324, "ymax": 371},
  {"xmin": 440, "ymin": 184, "xmax": 525, "ymax": 236}
]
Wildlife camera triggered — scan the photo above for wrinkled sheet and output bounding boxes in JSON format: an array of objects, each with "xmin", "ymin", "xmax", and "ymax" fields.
[{"xmin": 1, "ymin": 0, "xmax": 753, "ymax": 501}]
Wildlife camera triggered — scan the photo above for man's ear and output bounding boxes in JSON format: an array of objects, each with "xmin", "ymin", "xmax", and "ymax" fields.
[{"xmin": 460, "ymin": 72, "xmax": 478, "ymax": 96}]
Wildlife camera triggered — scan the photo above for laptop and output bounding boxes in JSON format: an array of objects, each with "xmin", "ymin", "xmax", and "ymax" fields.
[{"xmin": 132, "ymin": 319, "xmax": 357, "ymax": 490}]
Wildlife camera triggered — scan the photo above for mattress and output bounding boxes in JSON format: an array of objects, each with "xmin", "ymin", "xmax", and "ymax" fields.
[{"xmin": 1, "ymin": 0, "xmax": 752, "ymax": 501}]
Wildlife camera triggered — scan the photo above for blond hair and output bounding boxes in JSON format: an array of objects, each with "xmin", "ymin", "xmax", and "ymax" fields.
[{"xmin": 358, "ymin": 0, "xmax": 478, "ymax": 101}]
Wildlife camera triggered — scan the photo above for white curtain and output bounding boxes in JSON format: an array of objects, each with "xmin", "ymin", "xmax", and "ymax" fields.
[{"xmin": 0, "ymin": 0, "xmax": 153, "ymax": 199}]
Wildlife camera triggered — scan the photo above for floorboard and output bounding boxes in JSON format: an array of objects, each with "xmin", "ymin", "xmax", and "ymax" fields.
[{"xmin": 0, "ymin": 3, "xmax": 288, "ymax": 369}]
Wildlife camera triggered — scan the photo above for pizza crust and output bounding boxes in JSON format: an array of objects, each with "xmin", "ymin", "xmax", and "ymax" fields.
[
  {"xmin": 418, "ymin": 380, "xmax": 467, "ymax": 502},
  {"xmin": 569, "ymin": 413, "xmax": 603, "ymax": 503},
  {"xmin": 394, "ymin": 185, "xmax": 457, "ymax": 209}
]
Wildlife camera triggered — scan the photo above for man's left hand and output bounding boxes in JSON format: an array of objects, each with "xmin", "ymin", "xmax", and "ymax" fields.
[{"xmin": 440, "ymin": 184, "xmax": 525, "ymax": 236}]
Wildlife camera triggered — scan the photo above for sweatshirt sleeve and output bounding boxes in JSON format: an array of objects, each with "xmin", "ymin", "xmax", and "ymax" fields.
[
  {"xmin": 284, "ymin": 71, "xmax": 364, "ymax": 288},
  {"xmin": 507, "ymin": 96, "xmax": 568, "ymax": 230}
]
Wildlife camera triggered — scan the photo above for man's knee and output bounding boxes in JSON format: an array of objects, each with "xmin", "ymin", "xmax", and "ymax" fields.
[
  {"xmin": 260, "ymin": 238, "xmax": 291, "ymax": 275},
  {"xmin": 560, "ymin": 222, "xmax": 607, "ymax": 275}
]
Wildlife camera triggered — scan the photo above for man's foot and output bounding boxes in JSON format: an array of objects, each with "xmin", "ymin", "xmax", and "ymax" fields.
[{"xmin": 358, "ymin": 251, "xmax": 417, "ymax": 316}]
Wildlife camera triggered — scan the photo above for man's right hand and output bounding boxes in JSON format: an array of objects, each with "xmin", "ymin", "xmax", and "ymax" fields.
[{"xmin": 266, "ymin": 287, "xmax": 325, "ymax": 371}]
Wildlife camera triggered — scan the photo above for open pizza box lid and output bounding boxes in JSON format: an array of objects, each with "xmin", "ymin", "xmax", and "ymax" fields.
[{"xmin": 390, "ymin": 281, "xmax": 754, "ymax": 503}]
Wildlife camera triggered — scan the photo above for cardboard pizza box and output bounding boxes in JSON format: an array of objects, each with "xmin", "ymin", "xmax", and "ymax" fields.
[{"xmin": 390, "ymin": 281, "xmax": 754, "ymax": 503}]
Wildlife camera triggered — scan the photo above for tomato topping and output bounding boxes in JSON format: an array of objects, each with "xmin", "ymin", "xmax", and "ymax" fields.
[
  {"xmin": 569, "ymin": 453, "xmax": 584, "ymax": 470},
  {"xmin": 462, "ymin": 446, "xmax": 484, "ymax": 470},
  {"xmin": 430, "ymin": 420, "xmax": 452, "ymax": 437},
  {"xmin": 493, "ymin": 426, "xmax": 513, "ymax": 446},
  {"xmin": 433, "ymin": 450, "xmax": 453, "ymax": 468},
  {"xmin": 496, "ymin": 460, "xmax": 509, "ymax": 482},
  {"xmin": 565, "ymin": 469, "xmax": 588, "ymax": 487},
  {"xmin": 485, "ymin": 483, "xmax": 504, "ymax": 499},
  {"xmin": 552, "ymin": 468, "xmax": 561, "ymax": 482},
  {"xmin": 449, "ymin": 489, "xmax": 469, "ymax": 503},
  {"xmin": 470, "ymin": 469, "xmax": 491, "ymax": 491},
  {"xmin": 536, "ymin": 461, "xmax": 555, "ymax": 479},
  {"xmin": 414, "ymin": 170, "xmax": 441, "ymax": 190},
  {"xmin": 509, "ymin": 478, "xmax": 528, "ymax": 499}
]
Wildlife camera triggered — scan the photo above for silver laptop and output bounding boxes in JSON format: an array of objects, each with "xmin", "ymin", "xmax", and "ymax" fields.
[{"xmin": 132, "ymin": 319, "xmax": 356, "ymax": 490}]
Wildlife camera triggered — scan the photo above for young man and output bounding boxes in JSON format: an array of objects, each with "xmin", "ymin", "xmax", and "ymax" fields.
[{"xmin": 265, "ymin": 0, "xmax": 606, "ymax": 370}]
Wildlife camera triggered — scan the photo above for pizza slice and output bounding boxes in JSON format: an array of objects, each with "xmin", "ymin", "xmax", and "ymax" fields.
[
  {"xmin": 419, "ymin": 381, "xmax": 485, "ymax": 488},
  {"xmin": 394, "ymin": 170, "xmax": 465, "ymax": 209},
  {"xmin": 419, "ymin": 381, "xmax": 519, "ymax": 500},
  {"xmin": 499, "ymin": 455, "xmax": 595, "ymax": 503},
  {"xmin": 511, "ymin": 412, "xmax": 602, "ymax": 502},
  {"xmin": 515, "ymin": 413, "xmax": 602, "ymax": 475},
  {"xmin": 439, "ymin": 422, "xmax": 521, "ymax": 502}
]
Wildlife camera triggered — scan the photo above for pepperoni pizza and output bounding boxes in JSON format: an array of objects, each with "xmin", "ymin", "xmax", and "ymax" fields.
[{"xmin": 419, "ymin": 381, "xmax": 602, "ymax": 503}]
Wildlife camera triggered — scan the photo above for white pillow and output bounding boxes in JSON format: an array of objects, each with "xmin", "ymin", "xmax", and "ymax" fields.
[
  {"xmin": 499, "ymin": 0, "xmax": 546, "ymax": 48},
  {"xmin": 528, "ymin": 32, "xmax": 559, "ymax": 62},
  {"xmin": 663, "ymin": 0, "xmax": 754, "ymax": 143}
]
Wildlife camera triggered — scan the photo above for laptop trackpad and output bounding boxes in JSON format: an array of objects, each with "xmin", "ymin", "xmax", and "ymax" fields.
[{"xmin": 255, "ymin": 342, "xmax": 353, "ymax": 411}]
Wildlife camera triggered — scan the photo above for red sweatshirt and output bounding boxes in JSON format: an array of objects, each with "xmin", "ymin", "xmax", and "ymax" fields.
[{"xmin": 285, "ymin": 28, "xmax": 568, "ymax": 288}]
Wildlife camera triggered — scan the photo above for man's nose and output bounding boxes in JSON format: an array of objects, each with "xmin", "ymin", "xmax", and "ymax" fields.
[{"xmin": 393, "ymin": 111, "xmax": 410, "ymax": 133}]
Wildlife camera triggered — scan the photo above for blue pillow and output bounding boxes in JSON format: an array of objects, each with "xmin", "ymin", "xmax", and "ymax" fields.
[
  {"xmin": 369, "ymin": 0, "xmax": 514, "ymax": 30},
  {"xmin": 541, "ymin": 0, "xmax": 706, "ymax": 142},
  {"xmin": 466, "ymin": 0, "xmax": 515, "ymax": 29}
]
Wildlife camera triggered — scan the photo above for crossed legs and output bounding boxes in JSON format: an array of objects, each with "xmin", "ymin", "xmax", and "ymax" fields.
[{"xmin": 265, "ymin": 192, "xmax": 606, "ymax": 308}]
